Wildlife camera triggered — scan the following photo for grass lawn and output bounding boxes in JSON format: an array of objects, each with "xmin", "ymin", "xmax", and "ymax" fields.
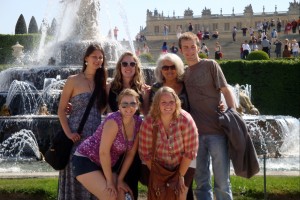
[{"xmin": 0, "ymin": 175, "xmax": 299, "ymax": 200}]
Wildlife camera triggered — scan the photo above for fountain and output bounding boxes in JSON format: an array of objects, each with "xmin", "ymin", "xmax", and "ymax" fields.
[{"xmin": 0, "ymin": 0, "xmax": 299, "ymax": 175}]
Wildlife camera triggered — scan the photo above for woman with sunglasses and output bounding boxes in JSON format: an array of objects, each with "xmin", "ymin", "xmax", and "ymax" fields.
[
  {"xmin": 139, "ymin": 86, "xmax": 199, "ymax": 200},
  {"xmin": 72, "ymin": 88, "xmax": 142, "ymax": 200},
  {"xmin": 107, "ymin": 51, "xmax": 150, "ymax": 199},
  {"xmin": 150, "ymin": 53, "xmax": 190, "ymax": 112},
  {"xmin": 148, "ymin": 53, "xmax": 196, "ymax": 199}
]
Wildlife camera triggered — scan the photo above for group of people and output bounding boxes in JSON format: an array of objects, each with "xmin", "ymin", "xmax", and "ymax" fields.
[{"xmin": 58, "ymin": 31, "xmax": 236, "ymax": 200}]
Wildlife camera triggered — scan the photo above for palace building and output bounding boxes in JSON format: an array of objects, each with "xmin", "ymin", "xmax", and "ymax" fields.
[{"xmin": 142, "ymin": 1, "xmax": 300, "ymax": 41}]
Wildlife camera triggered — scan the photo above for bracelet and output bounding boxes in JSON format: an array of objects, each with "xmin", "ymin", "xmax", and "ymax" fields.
[{"xmin": 179, "ymin": 172, "xmax": 184, "ymax": 178}]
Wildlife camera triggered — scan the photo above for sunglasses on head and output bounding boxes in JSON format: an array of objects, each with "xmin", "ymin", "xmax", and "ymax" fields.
[
  {"xmin": 162, "ymin": 65, "xmax": 176, "ymax": 71},
  {"xmin": 120, "ymin": 101, "xmax": 138, "ymax": 108},
  {"xmin": 121, "ymin": 62, "xmax": 136, "ymax": 67}
]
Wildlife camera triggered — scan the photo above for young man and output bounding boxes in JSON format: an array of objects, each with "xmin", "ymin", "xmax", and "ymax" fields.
[{"xmin": 178, "ymin": 32, "xmax": 236, "ymax": 200}]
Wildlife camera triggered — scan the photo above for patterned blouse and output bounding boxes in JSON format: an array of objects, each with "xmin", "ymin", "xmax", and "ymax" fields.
[
  {"xmin": 76, "ymin": 111, "xmax": 142, "ymax": 166},
  {"xmin": 138, "ymin": 109, "xmax": 198, "ymax": 170}
]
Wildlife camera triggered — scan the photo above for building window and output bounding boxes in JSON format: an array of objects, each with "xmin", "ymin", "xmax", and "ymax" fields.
[
  {"xmin": 212, "ymin": 23, "xmax": 218, "ymax": 31},
  {"xmin": 195, "ymin": 24, "xmax": 201, "ymax": 31},
  {"xmin": 154, "ymin": 26, "xmax": 159, "ymax": 34},
  {"xmin": 237, "ymin": 22, "xmax": 242, "ymax": 29},
  {"xmin": 224, "ymin": 23, "xmax": 230, "ymax": 31}
]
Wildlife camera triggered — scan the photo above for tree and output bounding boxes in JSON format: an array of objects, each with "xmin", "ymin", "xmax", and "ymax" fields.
[
  {"xmin": 15, "ymin": 14, "xmax": 27, "ymax": 34},
  {"xmin": 28, "ymin": 16, "xmax": 39, "ymax": 33},
  {"xmin": 48, "ymin": 18, "xmax": 57, "ymax": 36}
]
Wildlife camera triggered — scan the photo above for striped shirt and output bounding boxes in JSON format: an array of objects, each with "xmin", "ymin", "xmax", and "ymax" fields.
[{"xmin": 139, "ymin": 109, "xmax": 198, "ymax": 170}]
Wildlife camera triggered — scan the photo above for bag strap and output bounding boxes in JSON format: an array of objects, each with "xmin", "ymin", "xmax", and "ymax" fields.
[
  {"xmin": 151, "ymin": 125, "xmax": 159, "ymax": 161},
  {"xmin": 77, "ymin": 89, "xmax": 98, "ymax": 134}
]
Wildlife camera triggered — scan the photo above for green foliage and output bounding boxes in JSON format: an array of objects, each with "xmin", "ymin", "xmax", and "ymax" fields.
[
  {"xmin": 139, "ymin": 53, "xmax": 154, "ymax": 63},
  {"xmin": 198, "ymin": 52, "xmax": 208, "ymax": 59},
  {"xmin": 15, "ymin": 14, "xmax": 27, "ymax": 34},
  {"xmin": 0, "ymin": 34, "xmax": 42, "ymax": 64},
  {"xmin": 28, "ymin": 16, "xmax": 39, "ymax": 33},
  {"xmin": 246, "ymin": 50, "xmax": 270, "ymax": 60},
  {"xmin": 220, "ymin": 60, "xmax": 300, "ymax": 118},
  {"xmin": 48, "ymin": 18, "xmax": 57, "ymax": 36},
  {"xmin": 0, "ymin": 176, "xmax": 299, "ymax": 200}
]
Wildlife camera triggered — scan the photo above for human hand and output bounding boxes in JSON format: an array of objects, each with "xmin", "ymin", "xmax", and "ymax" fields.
[
  {"xmin": 105, "ymin": 182, "xmax": 117, "ymax": 198},
  {"xmin": 64, "ymin": 102, "xmax": 72, "ymax": 115},
  {"xmin": 218, "ymin": 101, "xmax": 226, "ymax": 112},
  {"xmin": 178, "ymin": 175, "xmax": 186, "ymax": 194},
  {"xmin": 117, "ymin": 180, "xmax": 133, "ymax": 197},
  {"xmin": 68, "ymin": 132, "xmax": 81, "ymax": 143}
]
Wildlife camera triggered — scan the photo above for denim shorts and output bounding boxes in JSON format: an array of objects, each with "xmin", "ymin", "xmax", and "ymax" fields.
[{"xmin": 72, "ymin": 155, "xmax": 101, "ymax": 177}]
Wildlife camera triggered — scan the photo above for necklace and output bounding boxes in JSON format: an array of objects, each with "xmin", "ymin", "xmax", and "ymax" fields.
[{"xmin": 83, "ymin": 72, "xmax": 94, "ymax": 92}]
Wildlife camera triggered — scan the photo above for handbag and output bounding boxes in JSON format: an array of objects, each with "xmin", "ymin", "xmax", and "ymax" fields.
[
  {"xmin": 147, "ymin": 126, "xmax": 180, "ymax": 200},
  {"xmin": 44, "ymin": 89, "xmax": 97, "ymax": 170}
]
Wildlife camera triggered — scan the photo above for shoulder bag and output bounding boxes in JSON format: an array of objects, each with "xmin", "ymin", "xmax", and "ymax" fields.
[
  {"xmin": 147, "ymin": 126, "xmax": 180, "ymax": 200},
  {"xmin": 44, "ymin": 89, "xmax": 97, "ymax": 170}
]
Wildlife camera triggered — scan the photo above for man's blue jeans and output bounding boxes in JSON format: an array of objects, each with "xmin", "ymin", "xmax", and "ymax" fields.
[{"xmin": 194, "ymin": 134, "xmax": 233, "ymax": 200}]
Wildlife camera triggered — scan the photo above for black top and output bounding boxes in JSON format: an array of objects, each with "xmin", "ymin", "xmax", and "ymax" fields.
[
  {"xmin": 149, "ymin": 82, "xmax": 190, "ymax": 112},
  {"xmin": 108, "ymin": 88, "xmax": 143, "ymax": 114}
]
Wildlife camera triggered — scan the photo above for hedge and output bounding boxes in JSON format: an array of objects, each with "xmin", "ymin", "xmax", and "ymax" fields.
[
  {"xmin": 0, "ymin": 34, "xmax": 41, "ymax": 64},
  {"xmin": 220, "ymin": 60, "xmax": 300, "ymax": 118}
]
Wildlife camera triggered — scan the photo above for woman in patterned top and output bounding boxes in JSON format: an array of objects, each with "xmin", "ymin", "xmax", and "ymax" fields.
[
  {"xmin": 139, "ymin": 86, "xmax": 198, "ymax": 200},
  {"xmin": 72, "ymin": 89, "xmax": 142, "ymax": 200}
]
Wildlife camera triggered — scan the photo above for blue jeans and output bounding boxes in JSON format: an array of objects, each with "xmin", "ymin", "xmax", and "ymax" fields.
[{"xmin": 194, "ymin": 134, "xmax": 233, "ymax": 200}]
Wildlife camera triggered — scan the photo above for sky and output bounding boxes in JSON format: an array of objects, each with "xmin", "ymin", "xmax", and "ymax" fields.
[{"xmin": 0, "ymin": 0, "xmax": 294, "ymax": 41}]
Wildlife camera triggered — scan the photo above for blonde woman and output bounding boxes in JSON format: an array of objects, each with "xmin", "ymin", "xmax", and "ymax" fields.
[{"xmin": 139, "ymin": 86, "xmax": 198, "ymax": 200}]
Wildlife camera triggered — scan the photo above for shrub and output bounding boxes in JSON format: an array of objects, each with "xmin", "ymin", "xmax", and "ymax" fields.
[
  {"xmin": 139, "ymin": 53, "xmax": 154, "ymax": 63},
  {"xmin": 15, "ymin": 14, "xmax": 27, "ymax": 34},
  {"xmin": 246, "ymin": 50, "xmax": 269, "ymax": 60},
  {"xmin": 28, "ymin": 16, "xmax": 39, "ymax": 34},
  {"xmin": 198, "ymin": 52, "xmax": 208, "ymax": 59}
]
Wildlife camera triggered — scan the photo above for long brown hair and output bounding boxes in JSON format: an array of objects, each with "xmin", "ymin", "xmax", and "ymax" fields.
[
  {"xmin": 82, "ymin": 43, "xmax": 107, "ymax": 112},
  {"xmin": 111, "ymin": 51, "xmax": 145, "ymax": 94}
]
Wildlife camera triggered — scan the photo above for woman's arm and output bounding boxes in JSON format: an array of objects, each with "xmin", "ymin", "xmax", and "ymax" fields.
[
  {"xmin": 57, "ymin": 76, "xmax": 77, "ymax": 141},
  {"xmin": 99, "ymin": 119, "xmax": 118, "ymax": 185}
]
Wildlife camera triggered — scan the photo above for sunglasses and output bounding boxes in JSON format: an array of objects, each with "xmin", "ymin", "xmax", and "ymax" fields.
[
  {"xmin": 121, "ymin": 62, "xmax": 136, "ymax": 67},
  {"xmin": 120, "ymin": 101, "xmax": 138, "ymax": 108},
  {"xmin": 162, "ymin": 65, "xmax": 176, "ymax": 71}
]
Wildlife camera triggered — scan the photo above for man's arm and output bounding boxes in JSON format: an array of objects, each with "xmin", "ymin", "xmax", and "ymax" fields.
[{"xmin": 221, "ymin": 86, "xmax": 236, "ymax": 109}]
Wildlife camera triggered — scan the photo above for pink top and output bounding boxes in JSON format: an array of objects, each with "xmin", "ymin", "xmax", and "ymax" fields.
[{"xmin": 76, "ymin": 111, "xmax": 142, "ymax": 166}]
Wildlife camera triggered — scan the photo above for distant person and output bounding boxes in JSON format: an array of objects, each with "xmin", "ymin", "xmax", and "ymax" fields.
[
  {"xmin": 241, "ymin": 27, "xmax": 248, "ymax": 37},
  {"xmin": 188, "ymin": 22, "xmax": 194, "ymax": 32},
  {"xmin": 242, "ymin": 40, "xmax": 251, "ymax": 59},
  {"xmin": 163, "ymin": 24, "xmax": 169, "ymax": 36},
  {"xmin": 177, "ymin": 26, "xmax": 183, "ymax": 38},
  {"xmin": 201, "ymin": 43, "xmax": 209, "ymax": 57},
  {"xmin": 170, "ymin": 42, "xmax": 179, "ymax": 54},
  {"xmin": 212, "ymin": 30, "xmax": 219, "ymax": 39},
  {"xmin": 282, "ymin": 45, "xmax": 291, "ymax": 58},
  {"xmin": 274, "ymin": 39, "xmax": 282, "ymax": 58},
  {"xmin": 142, "ymin": 43, "xmax": 150, "ymax": 54},
  {"xmin": 113, "ymin": 26, "xmax": 119, "ymax": 40},
  {"xmin": 232, "ymin": 26, "xmax": 237, "ymax": 41},
  {"xmin": 196, "ymin": 31, "xmax": 203, "ymax": 41},
  {"xmin": 161, "ymin": 41, "xmax": 168, "ymax": 53},
  {"xmin": 214, "ymin": 42, "xmax": 222, "ymax": 60},
  {"xmin": 291, "ymin": 39, "xmax": 299, "ymax": 57},
  {"xmin": 261, "ymin": 36, "xmax": 271, "ymax": 57}
]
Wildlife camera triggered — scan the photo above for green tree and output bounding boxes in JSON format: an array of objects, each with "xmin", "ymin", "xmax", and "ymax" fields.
[
  {"xmin": 15, "ymin": 14, "xmax": 27, "ymax": 34},
  {"xmin": 48, "ymin": 18, "xmax": 57, "ymax": 36},
  {"xmin": 28, "ymin": 16, "xmax": 39, "ymax": 33}
]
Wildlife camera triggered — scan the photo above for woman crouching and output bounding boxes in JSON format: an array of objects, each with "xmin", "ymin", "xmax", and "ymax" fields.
[{"xmin": 72, "ymin": 89, "xmax": 142, "ymax": 200}]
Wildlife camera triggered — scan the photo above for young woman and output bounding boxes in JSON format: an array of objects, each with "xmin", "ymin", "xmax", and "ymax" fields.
[
  {"xmin": 107, "ymin": 51, "xmax": 150, "ymax": 199},
  {"xmin": 139, "ymin": 86, "xmax": 198, "ymax": 200},
  {"xmin": 57, "ymin": 43, "xmax": 107, "ymax": 200},
  {"xmin": 72, "ymin": 89, "xmax": 142, "ymax": 200}
]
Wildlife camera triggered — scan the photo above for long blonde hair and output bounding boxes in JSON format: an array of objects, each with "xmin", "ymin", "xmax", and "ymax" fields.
[
  {"xmin": 149, "ymin": 86, "xmax": 181, "ymax": 121},
  {"xmin": 111, "ymin": 51, "xmax": 145, "ymax": 94}
]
